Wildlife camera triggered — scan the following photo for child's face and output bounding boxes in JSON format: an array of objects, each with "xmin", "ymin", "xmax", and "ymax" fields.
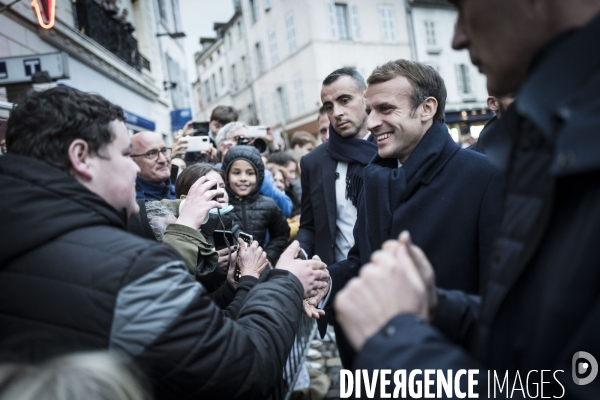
[
  {"xmin": 273, "ymin": 171, "xmax": 286, "ymax": 192},
  {"xmin": 205, "ymin": 170, "xmax": 229, "ymax": 204},
  {"xmin": 228, "ymin": 160, "xmax": 257, "ymax": 197}
]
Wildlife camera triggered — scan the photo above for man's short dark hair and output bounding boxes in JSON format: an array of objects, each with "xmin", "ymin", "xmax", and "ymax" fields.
[
  {"xmin": 6, "ymin": 87, "xmax": 125, "ymax": 172},
  {"xmin": 322, "ymin": 68, "xmax": 367, "ymax": 93},
  {"xmin": 367, "ymin": 60, "xmax": 447, "ymax": 123},
  {"xmin": 210, "ymin": 105, "xmax": 238, "ymax": 125},
  {"xmin": 267, "ymin": 151, "xmax": 295, "ymax": 167}
]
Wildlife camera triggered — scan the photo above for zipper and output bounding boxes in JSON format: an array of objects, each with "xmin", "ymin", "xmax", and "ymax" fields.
[{"xmin": 238, "ymin": 195, "xmax": 248, "ymax": 232}]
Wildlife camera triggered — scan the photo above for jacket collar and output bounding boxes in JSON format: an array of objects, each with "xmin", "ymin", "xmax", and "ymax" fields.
[
  {"xmin": 370, "ymin": 121, "xmax": 460, "ymax": 186},
  {"xmin": 136, "ymin": 176, "xmax": 175, "ymax": 200},
  {"xmin": 484, "ymin": 11, "xmax": 600, "ymax": 175}
]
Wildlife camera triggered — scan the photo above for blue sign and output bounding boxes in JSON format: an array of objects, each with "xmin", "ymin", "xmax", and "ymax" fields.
[
  {"xmin": 0, "ymin": 62, "xmax": 7, "ymax": 79},
  {"xmin": 170, "ymin": 108, "xmax": 193, "ymax": 131},
  {"xmin": 23, "ymin": 58, "xmax": 41, "ymax": 76},
  {"xmin": 123, "ymin": 110, "xmax": 156, "ymax": 132}
]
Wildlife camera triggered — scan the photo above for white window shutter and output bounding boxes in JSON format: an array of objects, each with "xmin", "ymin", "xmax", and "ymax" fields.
[
  {"xmin": 327, "ymin": 2, "xmax": 339, "ymax": 40},
  {"xmin": 349, "ymin": 3, "xmax": 361, "ymax": 41}
]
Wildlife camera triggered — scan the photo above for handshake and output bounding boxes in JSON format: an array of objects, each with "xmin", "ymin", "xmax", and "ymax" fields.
[{"xmin": 274, "ymin": 241, "xmax": 330, "ymax": 319}]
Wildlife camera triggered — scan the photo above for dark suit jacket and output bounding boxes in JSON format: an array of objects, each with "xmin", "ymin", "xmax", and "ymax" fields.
[
  {"xmin": 297, "ymin": 143, "xmax": 338, "ymax": 267},
  {"xmin": 354, "ymin": 15, "xmax": 600, "ymax": 398},
  {"xmin": 327, "ymin": 125, "xmax": 504, "ymax": 368}
]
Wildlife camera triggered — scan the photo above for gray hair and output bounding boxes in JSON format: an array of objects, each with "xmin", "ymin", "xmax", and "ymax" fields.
[
  {"xmin": 145, "ymin": 201, "xmax": 176, "ymax": 242},
  {"xmin": 215, "ymin": 121, "xmax": 247, "ymax": 144},
  {"xmin": 0, "ymin": 352, "xmax": 150, "ymax": 400}
]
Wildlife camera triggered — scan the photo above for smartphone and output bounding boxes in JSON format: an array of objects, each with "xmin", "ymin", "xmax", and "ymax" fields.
[
  {"xmin": 185, "ymin": 136, "xmax": 210, "ymax": 152},
  {"xmin": 192, "ymin": 121, "xmax": 210, "ymax": 135},
  {"xmin": 170, "ymin": 164, "xmax": 179, "ymax": 185},
  {"xmin": 238, "ymin": 232, "xmax": 253, "ymax": 249},
  {"xmin": 213, "ymin": 230, "xmax": 236, "ymax": 251},
  {"xmin": 209, "ymin": 183, "xmax": 224, "ymax": 200},
  {"xmin": 247, "ymin": 126, "xmax": 267, "ymax": 138}
]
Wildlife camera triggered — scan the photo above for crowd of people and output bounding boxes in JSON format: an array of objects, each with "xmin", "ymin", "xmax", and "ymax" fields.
[{"xmin": 1, "ymin": 0, "xmax": 600, "ymax": 398}]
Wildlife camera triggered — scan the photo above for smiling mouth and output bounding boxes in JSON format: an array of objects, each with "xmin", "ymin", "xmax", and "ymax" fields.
[{"xmin": 375, "ymin": 133, "xmax": 392, "ymax": 142}]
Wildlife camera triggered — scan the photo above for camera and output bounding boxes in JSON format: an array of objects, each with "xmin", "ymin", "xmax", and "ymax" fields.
[{"xmin": 236, "ymin": 135, "xmax": 267, "ymax": 153}]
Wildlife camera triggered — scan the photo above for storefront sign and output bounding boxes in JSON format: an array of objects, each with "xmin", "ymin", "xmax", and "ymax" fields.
[{"xmin": 31, "ymin": 0, "xmax": 56, "ymax": 29}]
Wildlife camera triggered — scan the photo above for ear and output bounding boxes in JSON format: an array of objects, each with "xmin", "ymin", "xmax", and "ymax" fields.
[
  {"xmin": 68, "ymin": 139, "xmax": 93, "ymax": 181},
  {"xmin": 179, "ymin": 195, "xmax": 187, "ymax": 200},
  {"xmin": 487, "ymin": 96, "xmax": 500, "ymax": 113},
  {"xmin": 420, "ymin": 97, "xmax": 438, "ymax": 123}
]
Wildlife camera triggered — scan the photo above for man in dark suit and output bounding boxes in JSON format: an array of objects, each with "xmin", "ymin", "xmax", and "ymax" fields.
[
  {"xmin": 297, "ymin": 68, "xmax": 377, "ymax": 267},
  {"xmin": 315, "ymin": 60, "xmax": 503, "ymax": 368},
  {"xmin": 335, "ymin": 0, "xmax": 600, "ymax": 397}
]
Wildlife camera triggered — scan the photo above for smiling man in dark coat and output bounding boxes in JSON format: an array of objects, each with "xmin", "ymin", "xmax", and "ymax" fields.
[
  {"xmin": 317, "ymin": 59, "xmax": 504, "ymax": 368},
  {"xmin": 335, "ymin": 0, "xmax": 600, "ymax": 397}
]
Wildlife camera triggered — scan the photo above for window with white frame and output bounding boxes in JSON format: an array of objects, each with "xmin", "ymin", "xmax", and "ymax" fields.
[
  {"xmin": 204, "ymin": 80, "xmax": 212, "ymax": 103},
  {"xmin": 171, "ymin": 0, "xmax": 181, "ymax": 31},
  {"xmin": 211, "ymin": 73, "xmax": 218, "ymax": 97},
  {"xmin": 219, "ymin": 67, "xmax": 225, "ymax": 88},
  {"xmin": 157, "ymin": 0, "xmax": 168, "ymax": 24},
  {"xmin": 335, "ymin": 4, "xmax": 351, "ymax": 40},
  {"xmin": 255, "ymin": 42, "xmax": 266, "ymax": 74},
  {"xmin": 327, "ymin": 2, "xmax": 360, "ymax": 40},
  {"xmin": 327, "ymin": 3, "xmax": 339, "ymax": 39},
  {"xmin": 272, "ymin": 91, "xmax": 281, "ymax": 122},
  {"xmin": 456, "ymin": 64, "xmax": 472, "ymax": 94},
  {"xmin": 349, "ymin": 4, "xmax": 361, "ymax": 41},
  {"xmin": 285, "ymin": 13, "xmax": 297, "ymax": 53},
  {"xmin": 260, "ymin": 94, "xmax": 271, "ymax": 125},
  {"xmin": 379, "ymin": 5, "xmax": 397, "ymax": 43},
  {"xmin": 249, "ymin": 0, "xmax": 259, "ymax": 24},
  {"xmin": 231, "ymin": 63, "xmax": 238, "ymax": 89},
  {"xmin": 294, "ymin": 77, "xmax": 305, "ymax": 114},
  {"xmin": 247, "ymin": 104, "xmax": 255, "ymax": 124},
  {"xmin": 241, "ymin": 55, "xmax": 249, "ymax": 82},
  {"xmin": 277, "ymin": 86, "xmax": 290, "ymax": 121},
  {"xmin": 268, "ymin": 29, "xmax": 279, "ymax": 66},
  {"xmin": 425, "ymin": 20, "xmax": 436, "ymax": 45}
]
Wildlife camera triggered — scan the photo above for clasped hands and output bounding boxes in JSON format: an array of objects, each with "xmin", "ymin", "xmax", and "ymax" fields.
[
  {"xmin": 274, "ymin": 241, "xmax": 329, "ymax": 316},
  {"xmin": 334, "ymin": 231, "xmax": 438, "ymax": 351}
]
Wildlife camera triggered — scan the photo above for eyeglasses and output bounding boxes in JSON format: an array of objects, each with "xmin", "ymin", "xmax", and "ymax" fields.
[{"xmin": 130, "ymin": 147, "xmax": 172, "ymax": 161}]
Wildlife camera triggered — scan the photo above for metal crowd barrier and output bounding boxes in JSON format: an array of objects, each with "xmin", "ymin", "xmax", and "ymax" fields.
[{"xmin": 272, "ymin": 315, "xmax": 317, "ymax": 400}]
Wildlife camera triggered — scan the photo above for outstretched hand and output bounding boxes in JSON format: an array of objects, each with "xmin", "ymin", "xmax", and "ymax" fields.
[
  {"xmin": 302, "ymin": 255, "xmax": 328, "ymax": 319},
  {"xmin": 237, "ymin": 239, "xmax": 268, "ymax": 279},
  {"xmin": 276, "ymin": 241, "xmax": 329, "ymax": 299}
]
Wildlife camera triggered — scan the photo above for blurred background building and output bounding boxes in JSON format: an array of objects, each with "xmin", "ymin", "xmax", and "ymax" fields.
[
  {"xmin": 0, "ymin": 0, "xmax": 191, "ymax": 144},
  {"xmin": 192, "ymin": 0, "xmax": 491, "ymax": 141},
  {"xmin": 192, "ymin": 0, "xmax": 413, "ymax": 136},
  {"xmin": 406, "ymin": 0, "xmax": 490, "ymax": 143}
]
